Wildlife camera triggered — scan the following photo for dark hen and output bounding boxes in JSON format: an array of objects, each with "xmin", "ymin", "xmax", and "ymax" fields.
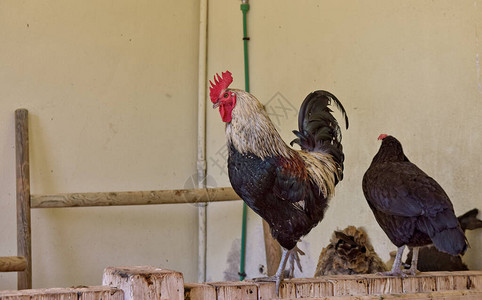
[{"xmin": 362, "ymin": 134, "xmax": 467, "ymax": 276}]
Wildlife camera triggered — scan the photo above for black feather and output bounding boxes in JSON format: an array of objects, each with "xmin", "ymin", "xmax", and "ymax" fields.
[{"xmin": 290, "ymin": 90, "xmax": 349, "ymax": 169}]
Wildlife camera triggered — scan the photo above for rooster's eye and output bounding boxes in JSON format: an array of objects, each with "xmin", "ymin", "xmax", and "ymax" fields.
[{"xmin": 223, "ymin": 92, "xmax": 229, "ymax": 98}]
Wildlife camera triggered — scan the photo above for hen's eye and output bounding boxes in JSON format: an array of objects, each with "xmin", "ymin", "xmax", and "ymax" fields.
[{"xmin": 223, "ymin": 92, "xmax": 229, "ymax": 98}]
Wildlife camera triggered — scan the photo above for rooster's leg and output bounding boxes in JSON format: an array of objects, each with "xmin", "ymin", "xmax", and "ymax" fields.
[
  {"xmin": 405, "ymin": 246, "xmax": 419, "ymax": 276},
  {"xmin": 287, "ymin": 246, "xmax": 305, "ymax": 278},
  {"xmin": 274, "ymin": 247, "xmax": 290, "ymax": 295},
  {"xmin": 379, "ymin": 245, "xmax": 406, "ymax": 277},
  {"xmin": 253, "ymin": 247, "xmax": 290, "ymax": 295},
  {"xmin": 254, "ymin": 246, "xmax": 302, "ymax": 295}
]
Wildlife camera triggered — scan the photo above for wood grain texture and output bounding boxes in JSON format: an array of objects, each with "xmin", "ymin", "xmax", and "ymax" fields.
[
  {"xmin": 0, "ymin": 256, "xmax": 27, "ymax": 272},
  {"xmin": 184, "ymin": 283, "xmax": 216, "ymax": 300},
  {"xmin": 205, "ymin": 271, "xmax": 482, "ymax": 299},
  {"xmin": 0, "ymin": 286, "xmax": 123, "ymax": 300},
  {"xmin": 262, "ymin": 219, "xmax": 281, "ymax": 277},
  {"xmin": 31, "ymin": 187, "xmax": 240, "ymax": 208},
  {"xmin": 207, "ymin": 281, "xmax": 258, "ymax": 300},
  {"xmin": 103, "ymin": 266, "xmax": 184, "ymax": 300},
  {"xmin": 15, "ymin": 109, "xmax": 31, "ymax": 290},
  {"xmin": 307, "ymin": 289, "xmax": 482, "ymax": 299}
]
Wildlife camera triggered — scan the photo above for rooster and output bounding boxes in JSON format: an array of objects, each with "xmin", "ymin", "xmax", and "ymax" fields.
[
  {"xmin": 210, "ymin": 71, "xmax": 348, "ymax": 292},
  {"xmin": 315, "ymin": 226, "xmax": 387, "ymax": 276},
  {"xmin": 362, "ymin": 134, "xmax": 467, "ymax": 276}
]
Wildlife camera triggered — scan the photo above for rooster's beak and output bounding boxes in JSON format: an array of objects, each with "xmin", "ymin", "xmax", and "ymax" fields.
[{"xmin": 213, "ymin": 101, "xmax": 221, "ymax": 109}]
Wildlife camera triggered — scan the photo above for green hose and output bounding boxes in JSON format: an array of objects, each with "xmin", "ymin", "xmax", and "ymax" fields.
[{"xmin": 239, "ymin": 1, "xmax": 250, "ymax": 282}]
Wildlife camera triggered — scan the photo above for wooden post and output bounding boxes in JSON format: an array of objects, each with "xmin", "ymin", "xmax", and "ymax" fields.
[
  {"xmin": 262, "ymin": 219, "xmax": 281, "ymax": 276},
  {"xmin": 0, "ymin": 286, "xmax": 123, "ymax": 300},
  {"xmin": 15, "ymin": 108, "xmax": 31, "ymax": 290},
  {"xmin": 103, "ymin": 266, "xmax": 184, "ymax": 300},
  {"xmin": 0, "ymin": 256, "xmax": 27, "ymax": 272}
]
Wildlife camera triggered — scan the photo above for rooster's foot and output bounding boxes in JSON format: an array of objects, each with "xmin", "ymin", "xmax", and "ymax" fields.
[
  {"xmin": 252, "ymin": 276, "xmax": 277, "ymax": 282},
  {"xmin": 286, "ymin": 246, "xmax": 305, "ymax": 278}
]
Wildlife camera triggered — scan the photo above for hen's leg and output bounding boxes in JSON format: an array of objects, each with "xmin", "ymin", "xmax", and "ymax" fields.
[
  {"xmin": 405, "ymin": 246, "xmax": 419, "ymax": 276},
  {"xmin": 379, "ymin": 245, "xmax": 406, "ymax": 277}
]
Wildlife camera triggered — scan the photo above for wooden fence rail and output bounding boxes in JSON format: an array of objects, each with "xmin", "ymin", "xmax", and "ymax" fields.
[
  {"xmin": 30, "ymin": 187, "xmax": 240, "ymax": 208},
  {"xmin": 0, "ymin": 256, "xmax": 26, "ymax": 272}
]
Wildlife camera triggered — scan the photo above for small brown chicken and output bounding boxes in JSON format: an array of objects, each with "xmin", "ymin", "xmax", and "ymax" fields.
[{"xmin": 315, "ymin": 226, "xmax": 387, "ymax": 276}]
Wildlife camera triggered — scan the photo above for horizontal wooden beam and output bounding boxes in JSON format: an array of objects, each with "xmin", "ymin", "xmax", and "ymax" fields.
[
  {"xmin": 0, "ymin": 256, "xmax": 27, "ymax": 272},
  {"xmin": 31, "ymin": 187, "xmax": 241, "ymax": 208}
]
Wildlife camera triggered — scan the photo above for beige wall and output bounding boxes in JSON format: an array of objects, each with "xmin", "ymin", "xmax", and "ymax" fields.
[{"xmin": 1, "ymin": 0, "xmax": 481, "ymax": 290}]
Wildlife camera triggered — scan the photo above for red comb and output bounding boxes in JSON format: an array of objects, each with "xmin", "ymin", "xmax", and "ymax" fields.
[
  {"xmin": 378, "ymin": 134, "xmax": 388, "ymax": 140},
  {"xmin": 209, "ymin": 71, "xmax": 233, "ymax": 103}
]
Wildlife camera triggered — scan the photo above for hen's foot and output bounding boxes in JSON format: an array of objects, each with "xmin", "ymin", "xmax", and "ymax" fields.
[{"xmin": 377, "ymin": 270, "xmax": 408, "ymax": 277}]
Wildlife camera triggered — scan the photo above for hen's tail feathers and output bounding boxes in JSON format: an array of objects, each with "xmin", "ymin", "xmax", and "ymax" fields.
[
  {"xmin": 432, "ymin": 227, "xmax": 468, "ymax": 256},
  {"xmin": 418, "ymin": 209, "xmax": 468, "ymax": 256},
  {"xmin": 290, "ymin": 90, "xmax": 349, "ymax": 169},
  {"xmin": 457, "ymin": 208, "xmax": 482, "ymax": 231}
]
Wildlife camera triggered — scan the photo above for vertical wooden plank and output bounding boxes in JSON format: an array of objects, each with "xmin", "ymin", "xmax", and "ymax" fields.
[
  {"xmin": 292, "ymin": 278, "xmax": 333, "ymax": 298},
  {"xmin": 418, "ymin": 274, "xmax": 437, "ymax": 293},
  {"xmin": 366, "ymin": 274, "xmax": 403, "ymax": 295},
  {"xmin": 309, "ymin": 279, "xmax": 333, "ymax": 297},
  {"xmin": 331, "ymin": 275, "xmax": 368, "ymax": 296},
  {"xmin": 15, "ymin": 108, "xmax": 31, "ymax": 290},
  {"xmin": 262, "ymin": 220, "xmax": 281, "ymax": 277},
  {"xmin": 468, "ymin": 271, "xmax": 482, "ymax": 290},
  {"xmin": 452, "ymin": 272, "xmax": 470, "ymax": 290},
  {"xmin": 435, "ymin": 272, "xmax": 454, "ymax": 291},
  {"xmin": 278, "ymin": 280, "xmax": 296, "ymax": 299},
  {"xmin": 254, "ymin": 282, "xmax": 277, "ymax": 300}
]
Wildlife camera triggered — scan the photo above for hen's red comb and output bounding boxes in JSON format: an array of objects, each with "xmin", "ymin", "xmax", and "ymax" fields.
[
  {"xmin": 378, "ymin": 134, "xmax": 388, "ymax": 140},
  {"xmin": 209, "ymin": 71, "xmax": 233, "ymax": 103}
]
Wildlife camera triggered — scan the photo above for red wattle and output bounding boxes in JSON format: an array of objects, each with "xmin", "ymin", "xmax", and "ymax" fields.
[{"xmin": 219, "ymin": 97, "xmax": 235, "ymax": 123}]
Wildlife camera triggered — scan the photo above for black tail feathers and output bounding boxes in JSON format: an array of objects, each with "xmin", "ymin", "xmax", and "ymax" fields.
[
  {"xmin": 432, "ymin": 227, "xmax": 468, "ymax": 256},
  {"xmin": 418, "ymin": 209, "xmax": 468, "ymax": 256},
  {"xmin": 290, "ymin": 90, "xmax": 349, "ymax": 167}
]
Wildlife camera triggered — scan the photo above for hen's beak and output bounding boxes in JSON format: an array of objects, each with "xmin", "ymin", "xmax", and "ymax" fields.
[{"xmin": 213, "ymin": 101, "xmax": 221, "ymax": 109}]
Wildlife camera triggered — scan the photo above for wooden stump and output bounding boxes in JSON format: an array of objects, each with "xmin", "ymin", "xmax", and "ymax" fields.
[
  {"xmin": 103, "ymin": 266, "xmax": 183, "ymax": 300},
  {"xmin": 0, "ymin": 286, "xmax": 123, "ymax": 300}
]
